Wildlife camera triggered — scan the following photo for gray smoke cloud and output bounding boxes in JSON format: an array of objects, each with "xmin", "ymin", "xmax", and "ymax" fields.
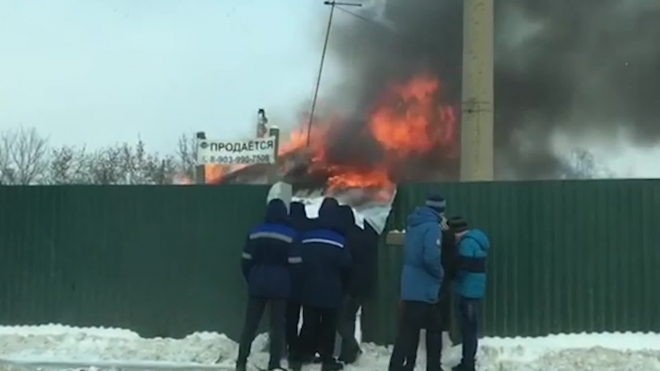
[{"xmin": 322, "ymin": 0, "xmax": 660, "ymax": 179}]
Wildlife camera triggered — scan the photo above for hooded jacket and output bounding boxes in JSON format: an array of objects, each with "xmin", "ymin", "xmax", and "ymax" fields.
[
  {"xmin": 400, "ymin": 206, "xmax": 443, "ymax": 304},
  {"xmin": 289, "ymin": 202, "xmax": 312, "ymax": 232},
  {"xmin": 241, "ymin": 199, "xmax": 301, "ymax": 299},
  {"xmin": 454, "ymin": 229, "xmax": 490, "ymax": 299},
  {"xmin": 299, "ymin": 198, "xmax": 352, "ymax": 308}
]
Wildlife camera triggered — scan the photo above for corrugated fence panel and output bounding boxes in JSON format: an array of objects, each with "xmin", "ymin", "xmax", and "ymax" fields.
[
  {"xmin": 367, "ymin": 180, "xmax": 660, "ymax": 344},
  {"xmin": 0, "ymin": 185, "xmax": 269, "ymax": 339}
]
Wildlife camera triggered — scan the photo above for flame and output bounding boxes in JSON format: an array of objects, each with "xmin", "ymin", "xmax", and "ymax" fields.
[
  {"xmin": 204, "ymin": 73, "xmax": 457, "ymax": 193},
  {"xmin": 370, "ymin": 74, "xmax": 457, "ymax": 159}
]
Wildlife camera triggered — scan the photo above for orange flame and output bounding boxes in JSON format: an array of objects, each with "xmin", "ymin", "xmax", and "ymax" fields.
[{"xmin": 204, "ymin": 73, "xmax": 457, "ymax": 192}]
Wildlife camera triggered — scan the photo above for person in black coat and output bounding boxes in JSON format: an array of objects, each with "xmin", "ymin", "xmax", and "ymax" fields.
[
  {"xmin": 336, "ymin": 205, "xmax": 375, "ymax": 364},
  {"xmin": 236, "ymin": 199, "xmax": 302, "ymax": 371},
  {"xmin": 285, "ymin": 202, "xmax": 311, "ymax": 363},
  {"xmin": 292, "ymin": 197, "xmax": 352, "ymax": 371}
]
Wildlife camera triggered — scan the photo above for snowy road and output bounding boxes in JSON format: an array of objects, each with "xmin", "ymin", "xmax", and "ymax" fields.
[{"xmin": 0, "ymin": 325, "xmax": 660, "ymax": 370}]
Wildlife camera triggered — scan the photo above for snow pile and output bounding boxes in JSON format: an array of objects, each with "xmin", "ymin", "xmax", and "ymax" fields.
[
  {"xmin": 0, "ymin": 325, "xmax": 235, "ymax": 366},
  {"xmin": 1, "ymin": 326, "xmax": 660, "ymax": 370}
]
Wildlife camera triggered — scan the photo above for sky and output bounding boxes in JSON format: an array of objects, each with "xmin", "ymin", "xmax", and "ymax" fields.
[
  {"xmin": 1, "ymin": 0, "xmax": 658, "ymax": 177},
  {"xmin": 0, "ymin": 0, "xmax": 341, "ymax": 153}
]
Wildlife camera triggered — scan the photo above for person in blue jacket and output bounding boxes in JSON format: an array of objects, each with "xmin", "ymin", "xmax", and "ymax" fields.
[
  {"xmin": 389, "ymin": 195, "xmax": 445, "ymax": 371},
  {"xmin": 235, "ymin": 199, "xmax": 302, "ymax": 371},
  {"xmin": 293, "ymin": 197, "xmax": 352, "ymax": 371},
  {"xmin": 451, "ymin": 219, "xmax": 490, "ymax": 371}
]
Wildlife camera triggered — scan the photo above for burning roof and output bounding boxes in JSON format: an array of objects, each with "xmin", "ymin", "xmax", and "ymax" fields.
[{"xmin": 206, "ymin": 73, "xmax": 459, "ymax": 202}]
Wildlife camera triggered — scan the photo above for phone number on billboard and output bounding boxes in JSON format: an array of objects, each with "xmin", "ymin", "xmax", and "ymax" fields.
[{"xmin": 207, "ymin": 155, "xmax": 271, "ymax": 164}]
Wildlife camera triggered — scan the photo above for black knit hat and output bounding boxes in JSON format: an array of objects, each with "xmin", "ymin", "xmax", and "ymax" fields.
[{"xmin": 447, "ymin": 216, "xmax": 468, "ymax": 233}]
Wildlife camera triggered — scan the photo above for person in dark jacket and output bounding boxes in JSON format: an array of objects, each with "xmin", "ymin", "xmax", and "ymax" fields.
[
  {"xmin": 388, "ymin": 195, "xmax": 445, "ymax": 371},
  {"xmin": 236, "ymin": 199, "xmax": 302, "ymax": 371},
  {"xmin": 293, "ymin": 197, "xmax": 352, "ymax": 371},
  {"xmin": 439, "ymin": 216, "xmax": 462, "ymax": 330},
  {"xmin": 336, "ymin": 205, "xmax": 374, "ymax": 364},
  {"xmin": 451, "ymin": 220, "xmax": 490, "ymax": 371},
  {"xmin": 285, "ymin": 202, "xmax": 310, "ymax": 362}
]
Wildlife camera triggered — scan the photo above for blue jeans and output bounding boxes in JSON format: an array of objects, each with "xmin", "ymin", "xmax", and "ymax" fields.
[{"xmin": 458, "ymin": 297, "xmax": 480, "ymax": 368}]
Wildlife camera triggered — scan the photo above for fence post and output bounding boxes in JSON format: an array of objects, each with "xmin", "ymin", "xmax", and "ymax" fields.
[
  {"xmin": 195, "ymin": 131, "xmax": 206, "ymax": 184},
  {"xmin": 267, "ymin": 126, "xmax": 280, "ymax": 184}
]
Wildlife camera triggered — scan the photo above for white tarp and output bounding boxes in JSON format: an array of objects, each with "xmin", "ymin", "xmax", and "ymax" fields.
[
  {"xmin": 292, "ymin": 188, "xmax": 396, "ymax": 234},
  {"xmin": 196, "ymin": 137, "xmax": 276, "ymax": 165},
  {"xmin": 266, "ymin": 182, "xmax": 292, "ymax": 211}
]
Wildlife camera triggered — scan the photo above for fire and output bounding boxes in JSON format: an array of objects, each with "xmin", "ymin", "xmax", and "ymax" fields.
[
  {"xmin": 205, "ymin": 73, "xmax": 457, "ymax": 194},
  {"xmin": 370, "ymin": 74, "xmax": 457, "ymax": 159}
]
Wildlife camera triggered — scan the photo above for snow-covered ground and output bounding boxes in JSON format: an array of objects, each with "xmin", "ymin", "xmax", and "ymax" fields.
[{"xmin": 1, "ymin": 326, "xmax": 660, "ymax": 371}]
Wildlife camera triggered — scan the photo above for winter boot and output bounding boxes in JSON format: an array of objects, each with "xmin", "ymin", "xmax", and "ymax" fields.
[
  {"xmin": 235, "ymin": 362, "xmax": 247, "ymax": 371},
  {"xmin": 321, "ymin": 358, "xmax": 344, "ymax": 371},
  {"xmin": 338, "ymin": 348, "xmax": 362, "ymax": 365}
]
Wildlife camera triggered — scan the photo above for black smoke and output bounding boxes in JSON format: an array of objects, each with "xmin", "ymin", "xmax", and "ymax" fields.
[{"xmin": 323, "ymin": 0, "xmax": 660, "ymax": 179}]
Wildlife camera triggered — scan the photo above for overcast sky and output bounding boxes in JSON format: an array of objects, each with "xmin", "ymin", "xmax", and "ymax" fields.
[
  {"xmin": 0, "ymin": 0, "xmax": 341, "ymax": 153},
  {"xmin": 1, "ymin": 0, "xmax": 657, "ymax": 177}
]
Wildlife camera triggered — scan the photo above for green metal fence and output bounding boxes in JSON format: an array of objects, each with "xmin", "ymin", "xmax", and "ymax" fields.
[
  {"xmin": 362, "ymin": 180, "xmax": 660, "ymax": 344},
  {"xmin": 2, "ymin": 181, "xmax": 660, "ymax": 344},
  {"xmin": 0, "ymin": 185, "xmax": 269, "ymax": 339}
]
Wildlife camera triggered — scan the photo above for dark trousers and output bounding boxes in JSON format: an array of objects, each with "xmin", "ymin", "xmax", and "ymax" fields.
[
  {"xmin": 297, "ymin": 306, "xmax": 339, "ymax": 362},
  {"xmin": 457, "ymin": 297, "xmax": 480, "ymax": 369},
  {"xmin": 237, "ymin": 297, "xmax": 286, "ymax": 370},
  {"xmin": 337, "ymin": 295, "xmax": 362, "ymax": 359},
  {"xmin": 388, "ymin": 300, "xmax": 443, "ymax": 371},
  {"xmin": 285, "ymin": 301, "xmax": 302, "ymax": 356},
  {"xmin": 437, "ymin": 283, "xmax": 453, "ymax": 331}
]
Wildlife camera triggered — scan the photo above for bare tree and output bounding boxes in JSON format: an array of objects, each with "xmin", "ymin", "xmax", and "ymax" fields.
[
  {"xmin": 82, "ymin": 145, "xmax": 124, "ymax": 184},
  {"xmin": 2, "ymin": 126, "xmax": 197, "ymax": 185},
  {"xmin": 175, "ymin": 133, "xmax": 197, "ymax": 180},
  {"xmin": 48, "ymin": 145, "xmax": 90, "ymax": 184},
  {"xmin": 116, "ymin": 138, "xmax": 179, "ymax": 184},
  {"xmin": 0, "ymin": 126, "xmax": 49, "ymax": 184}
]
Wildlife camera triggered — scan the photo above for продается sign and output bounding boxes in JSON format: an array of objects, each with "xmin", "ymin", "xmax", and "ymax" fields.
[{"xmin": 196, "ymin": 137, "xmax": 277, "ymax": 165}]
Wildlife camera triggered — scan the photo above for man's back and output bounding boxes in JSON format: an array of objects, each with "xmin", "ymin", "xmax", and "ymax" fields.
[{"xmin": 400, "ymin": 206, "xmax": 443, "ymax": 304}]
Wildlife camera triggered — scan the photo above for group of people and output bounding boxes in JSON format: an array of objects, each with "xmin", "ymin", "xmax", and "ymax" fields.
[
  {"xmin": 389, "ymin": 195, "xmax": 491, "ymax": 371},
  {"xmin": 235, "ymin": 194, "xmax": 490, "ymax": 371},
  {"xmin": 235, "ymin": 197, "xmax": 376, "ymax": 371}
]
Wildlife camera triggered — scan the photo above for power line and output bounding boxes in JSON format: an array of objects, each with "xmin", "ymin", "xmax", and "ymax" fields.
[
  {"xmin": 305, "ymin": 1, "xmax": 362, "ymax": 147},
  {"xmin": 335, "ymin": 5, "xmax": 373, "ymax": 23}
]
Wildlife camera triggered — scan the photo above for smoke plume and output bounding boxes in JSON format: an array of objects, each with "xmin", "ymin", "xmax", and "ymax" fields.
[{"xmin": 324, "ymin": 0, "xmax": 660, "ymax": 179}]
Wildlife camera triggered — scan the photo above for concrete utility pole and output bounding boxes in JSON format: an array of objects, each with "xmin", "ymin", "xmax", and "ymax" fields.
[{"xmin": 460, "ymin": 0, "xmax": 494, "ymax": 181}]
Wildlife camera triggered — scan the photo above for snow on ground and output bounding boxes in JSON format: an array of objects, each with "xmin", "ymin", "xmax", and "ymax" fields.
[{"xmin": 1, "ymin": 326, "xmax": 660, "ymax": 370}]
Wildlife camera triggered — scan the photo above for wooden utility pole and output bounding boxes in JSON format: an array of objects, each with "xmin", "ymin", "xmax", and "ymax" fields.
[{"xmin": 460, "ymin": 0, "xmax": 494, "ymax": 181}]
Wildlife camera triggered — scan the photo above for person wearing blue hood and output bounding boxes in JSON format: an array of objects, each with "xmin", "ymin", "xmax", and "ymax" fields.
[
  {"xmin": 451, "ymin": 219, "xmax": 490, "ymax": 371},
  {"xmin": 389, "ymin": 195, "xmax": 445, "ymax": 371},
  {"xmin": 293, "ymin": 197, "xmax": 351, "ymax": 371},
  {"xmin": 284, "ymin": 202, "xmax": 311, "ymax": 364},
  {"xmin": 235, "ymin": 199, "xmax": 302, "ymax": 371}
]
